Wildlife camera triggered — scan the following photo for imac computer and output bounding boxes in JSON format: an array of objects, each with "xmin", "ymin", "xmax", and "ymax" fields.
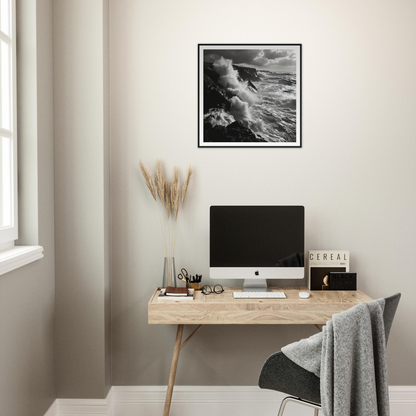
[{"xmin": 209, "ymin": 205, "xmax": 305, "ymax": 292}]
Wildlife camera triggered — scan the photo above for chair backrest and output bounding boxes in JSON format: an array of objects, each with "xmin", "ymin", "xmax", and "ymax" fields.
[{"xmin": 383, "ymin": 293, "xmax": 401, "ymax": 344}]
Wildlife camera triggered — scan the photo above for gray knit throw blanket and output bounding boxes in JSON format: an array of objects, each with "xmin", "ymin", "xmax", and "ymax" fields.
[{"xmin": 282, "ymin": 299, "xmax": 390, "ymax": 416}]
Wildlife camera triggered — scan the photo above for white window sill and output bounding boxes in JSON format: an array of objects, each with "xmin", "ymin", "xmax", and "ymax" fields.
[{"xmin": 0, "ymin": 245, "xmax": 44, "ymax": 276}]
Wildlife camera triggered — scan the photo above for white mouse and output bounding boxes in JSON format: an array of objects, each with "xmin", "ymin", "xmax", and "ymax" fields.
[{"xmin": 299, "ymin": 291, "xmax": 310, "ymax": 299}]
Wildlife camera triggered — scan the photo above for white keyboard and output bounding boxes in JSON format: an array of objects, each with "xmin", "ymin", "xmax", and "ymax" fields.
[{"xmin": 233, "ymin": 291, "xmax": 286, "ymax": 299}]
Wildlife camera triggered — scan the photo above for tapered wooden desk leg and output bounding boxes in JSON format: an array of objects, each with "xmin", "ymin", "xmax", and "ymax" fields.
[{"xmin": 163, "ymin": 324, "xmax": 184, "ymax": 416}]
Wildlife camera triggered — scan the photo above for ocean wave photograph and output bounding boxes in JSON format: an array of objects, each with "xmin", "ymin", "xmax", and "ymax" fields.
[{"xmin": 198, "ymin": 44, "xmax": 301, "ymax": 148}]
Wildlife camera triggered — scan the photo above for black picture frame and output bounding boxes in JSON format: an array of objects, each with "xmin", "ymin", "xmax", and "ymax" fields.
[
  {"xmin": 310, "ymin": 267, "xmax": 347, "ymax": 291},
  {"xmin": 198, "ymin": 44, "xmax": 302, "ymax": 148}
]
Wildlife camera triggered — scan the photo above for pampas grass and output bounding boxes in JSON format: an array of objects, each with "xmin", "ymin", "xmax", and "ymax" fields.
[
  {"xmin": 156, "ymin": 159, "xmax": 165, "ymax": 203},
  {"xmin": 163, "ymin": 180, "xmax": 170, "ymax": 219},
  {"xmin": 171, "ymin": 167, "xmax": 180, "ymax": 221},
  {"xmin": 182, "ymin": 164, "xmax": 193, "ymax": 205},
  {"xmin": 139, "ymin": 159, "xmax": 193, "ymax": 286},
  {"xmin": 139, "ymin": 160, "xmax": 157, "ymax": 201}
]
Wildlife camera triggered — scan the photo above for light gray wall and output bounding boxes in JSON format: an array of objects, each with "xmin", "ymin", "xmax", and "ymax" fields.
[
  {"xmin": 54, "ymin": 0, "xmax": 111, "ymax": 399},
  {"xmin": 110, "ymin": 0, "xmax": 416, "ymax": 386},
  {"xmin": 0, "ymin": 1, "xmax": 56, "ymax": 415}
]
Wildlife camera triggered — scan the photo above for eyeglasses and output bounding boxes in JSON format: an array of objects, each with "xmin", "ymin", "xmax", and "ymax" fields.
[{"xmin": 201, "ymin": 284, "xmax": 224, "ymax": 295}]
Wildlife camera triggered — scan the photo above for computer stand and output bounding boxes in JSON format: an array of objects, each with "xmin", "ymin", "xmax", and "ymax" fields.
[{"xmin": 242, "ymin": 279, "xmax": 270, "ymax": 292}]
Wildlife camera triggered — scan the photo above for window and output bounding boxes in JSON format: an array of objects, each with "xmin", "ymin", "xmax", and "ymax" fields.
[
  {"xmin": 0, "ymin": 0, "xmax": 43, "ymax": 274},
  {"xmin": 0, "ymin": 0, "xmax": 17, "ymax": 247}
]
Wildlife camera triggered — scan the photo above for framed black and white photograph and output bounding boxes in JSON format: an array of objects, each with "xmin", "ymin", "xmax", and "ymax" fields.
[{"xmin": 198, "ymin": 44, "xmax": 302, "ymax": 148}]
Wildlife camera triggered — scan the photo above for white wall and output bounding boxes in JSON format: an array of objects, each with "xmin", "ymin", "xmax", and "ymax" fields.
[
  {"xmin": 54, "ymin": 0, "xmax": 111, "ymax": 399},
  {"xmin": 110, "ymin": 0, "xmax": 416, "ymax": 386}
]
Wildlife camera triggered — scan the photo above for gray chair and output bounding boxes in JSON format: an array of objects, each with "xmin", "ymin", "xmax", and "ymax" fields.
[{"xmin": 258, "ymin": 293, "xmax": 401, "ymax": 416}]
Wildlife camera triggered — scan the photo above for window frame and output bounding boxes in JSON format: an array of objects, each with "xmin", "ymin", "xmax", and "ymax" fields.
[
  {"xmin": 0, "ymin": 0, "xmax": 18, "ymax": 246},
  {"xmin": 0, "ymin": 0, "xmax": 43, "ymax": 275}
]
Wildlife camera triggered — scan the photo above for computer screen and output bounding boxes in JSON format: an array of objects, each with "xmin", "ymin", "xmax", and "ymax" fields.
[{"xmin": 209, "ymin": 205, "xmax": 305, "ymax": 289}]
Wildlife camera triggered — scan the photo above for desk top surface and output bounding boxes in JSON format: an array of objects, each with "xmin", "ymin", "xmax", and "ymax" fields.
[{"xmin": 148, "ymin": 286, "xmax": 372, "ymax": 325}]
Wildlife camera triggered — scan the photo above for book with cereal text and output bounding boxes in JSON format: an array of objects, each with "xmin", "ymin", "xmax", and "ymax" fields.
[{"xmin": 308, "ymin": 250, "xmax": 349, "ymax": 290}]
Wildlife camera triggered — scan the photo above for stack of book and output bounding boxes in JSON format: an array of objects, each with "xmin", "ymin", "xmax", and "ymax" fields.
[{"xmin": 157, "ymin": 286, "xmax": 195, "ymax": 301}]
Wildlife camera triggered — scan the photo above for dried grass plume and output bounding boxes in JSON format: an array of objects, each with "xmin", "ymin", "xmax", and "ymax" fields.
[
  {"xmin": 155, "ymin": 159, "xmax": 165, "ymax": 203},
  {"xmin": 163, "ymin": 180, "xmax": 170, "ymax": 219},
  {"xmin": 171, "ymin": 167, "xmax": 180, "ymax": 220},
  {"xmin": 182, "ymin": 164, "xmax": 193, "ymax": 205},
  {"xmin": 139, "ymin": 160, "xmax": 156, "ymax": 201}
]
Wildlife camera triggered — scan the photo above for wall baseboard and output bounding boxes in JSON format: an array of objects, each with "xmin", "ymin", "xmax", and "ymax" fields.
[
  {"xmin": 44, "ymin": 400, "xmax": 58, "ymax": 416},
  {"xmin": 43, "ymin": 390, "xmax": 114, "ymax": 416},
  {"xmin": 44, "ymin": 385, "xmax": 416, "ymax": 416},
  {"xmin": 389, "ymin": 386, "xmax": 416, "ymax": 416}
]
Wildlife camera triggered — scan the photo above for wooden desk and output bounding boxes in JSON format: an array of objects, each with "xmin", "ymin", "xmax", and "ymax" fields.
[{"xmin": 148, "ymin": 286, "xmax": 372, "ymax": 416}]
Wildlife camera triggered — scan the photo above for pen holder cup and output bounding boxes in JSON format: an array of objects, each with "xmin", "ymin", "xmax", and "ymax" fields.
[{"xmin": 187, "ymin": 282, "xmax": 201, "ymax": 290}]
